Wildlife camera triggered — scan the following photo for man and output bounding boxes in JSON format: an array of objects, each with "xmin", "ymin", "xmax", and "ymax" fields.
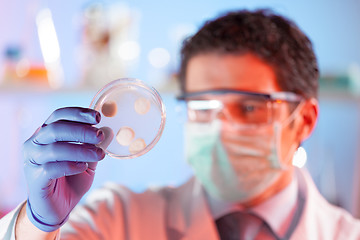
[{"xmin": 1, "ymin": 9, "xmax": 360, "ymax": 240}]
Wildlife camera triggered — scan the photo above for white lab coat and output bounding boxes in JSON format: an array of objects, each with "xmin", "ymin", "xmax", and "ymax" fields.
[{"xmin": 1, "ymin": 168, "xmax": 360, "ymax": 240}]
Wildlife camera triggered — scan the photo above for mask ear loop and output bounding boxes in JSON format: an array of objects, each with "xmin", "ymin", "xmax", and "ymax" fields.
[{"xmin": 271, "ymin": 101, "xmax": 305, "ymax": 169}]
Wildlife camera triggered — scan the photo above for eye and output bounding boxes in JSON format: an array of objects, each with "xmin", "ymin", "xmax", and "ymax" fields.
[
  {"xmin": 238, "ymin": 100, "xmax": 265, "ymax": 113},
  {"xmin": 187, "ymin": 109, "xmax": 217, "ymax": 122},
  {"xmin": 186, "ymin": 100, "xmax": 222, "ymax": 122},
  {"xmin": 241, "ymin": 103, "xmax": 257, "ymax": 113},
  {"xmin": 227, "ymin": 99, "xmax": 269, "ymax": 124}
]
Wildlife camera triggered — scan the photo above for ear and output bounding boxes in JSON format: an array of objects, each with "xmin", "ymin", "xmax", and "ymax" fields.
[{"xmin": 296, "ymin": 98, "xmax": 319, "ymax": 142}]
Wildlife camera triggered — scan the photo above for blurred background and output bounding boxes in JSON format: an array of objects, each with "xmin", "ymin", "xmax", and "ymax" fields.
[{"xmin": 0, "ymin": 0, "xmax": 360, "ymax": 219}]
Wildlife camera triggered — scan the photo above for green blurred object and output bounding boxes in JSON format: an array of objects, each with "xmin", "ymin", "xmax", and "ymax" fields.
[{"xmin": 319, "ymin": 75, "xmax": 350, "ymax": 90}]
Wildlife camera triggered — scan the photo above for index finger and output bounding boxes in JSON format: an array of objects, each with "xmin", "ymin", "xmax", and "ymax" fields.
[{"xmin": 45, "ymin": 107, "xmax": 101, "ymax": 125}]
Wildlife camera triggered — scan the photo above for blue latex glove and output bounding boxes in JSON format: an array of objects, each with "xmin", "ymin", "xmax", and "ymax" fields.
[{"xmin": 23, "ymin": 107, "xmax": 105, "ymax": 232}]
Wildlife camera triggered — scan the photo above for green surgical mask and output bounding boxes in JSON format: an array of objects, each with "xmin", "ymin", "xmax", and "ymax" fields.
[{"xmin": 185, "ymin": 104, "xmax": 301, "ymax": 203}]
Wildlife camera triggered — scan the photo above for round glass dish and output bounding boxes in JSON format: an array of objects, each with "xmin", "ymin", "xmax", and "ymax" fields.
[{"xmin": 90, "ymin": 78, "xmax": 166, "ymax": 159}]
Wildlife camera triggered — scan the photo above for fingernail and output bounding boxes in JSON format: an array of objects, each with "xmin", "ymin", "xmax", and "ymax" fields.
[
  {"xmin": 97, "ymin": 148, "xmax": 105, "ymax": 159},
  {"xmin": 97, "ymin": 129, "xmax": 104, "ymax": 138},
  {"xmin": 76, "ymin": 162, "xmax": 87, "ymax": 169},
  {"xmin": 95, "ymin": 112, "xmax": 101, "ymax": 123}
]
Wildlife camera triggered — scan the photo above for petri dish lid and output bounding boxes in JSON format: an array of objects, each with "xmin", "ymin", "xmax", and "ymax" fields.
[{"xmin": 90, "ymin": 78, "xmax": 166, "ymax": 159}]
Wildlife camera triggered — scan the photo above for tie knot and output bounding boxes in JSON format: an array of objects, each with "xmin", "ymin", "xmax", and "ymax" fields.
[{"xmin": 216, "ymin": 211, "xmax": 275, "ymax": 240}]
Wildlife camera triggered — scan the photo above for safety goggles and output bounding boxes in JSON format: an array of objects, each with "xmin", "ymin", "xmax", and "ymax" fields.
[{"xmin": 176, "ymin": 89, "xmax": 303, "ymax": 126}]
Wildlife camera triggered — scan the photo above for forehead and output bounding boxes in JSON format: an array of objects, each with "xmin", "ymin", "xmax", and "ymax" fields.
[{"xmin": 185, "ymin": 53, "xmax": 281, "ymax": 93}]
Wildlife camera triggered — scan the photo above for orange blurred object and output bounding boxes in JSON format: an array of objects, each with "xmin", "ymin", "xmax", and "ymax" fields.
[
  {"xmin": 1, "ymin": 45, "xmax": 50, "ymax": 88},
  {"xmin": 2, "ymin": 62, "xmax": 49, "ymax": 87}
]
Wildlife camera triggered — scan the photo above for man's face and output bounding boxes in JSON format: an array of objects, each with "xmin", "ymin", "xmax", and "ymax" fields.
[{"xmin": 185, "ymin": 52, "xmax": 301, "ymax": 175}]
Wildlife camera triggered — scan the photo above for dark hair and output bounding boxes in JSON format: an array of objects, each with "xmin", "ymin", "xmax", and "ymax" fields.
[{"xmin": 178, "ymin": 9, "xmax": 319, "ymax": 99}]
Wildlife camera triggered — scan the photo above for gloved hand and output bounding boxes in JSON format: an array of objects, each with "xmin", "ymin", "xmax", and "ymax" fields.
[{"xmin": 23, "ymin": 107, "xmax": 106, "ymax": 232}]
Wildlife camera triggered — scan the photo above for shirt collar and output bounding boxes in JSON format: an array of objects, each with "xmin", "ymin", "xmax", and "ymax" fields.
[{"xmin": 206, "ymin": 174, "xmax": 298, "ymax": 237}]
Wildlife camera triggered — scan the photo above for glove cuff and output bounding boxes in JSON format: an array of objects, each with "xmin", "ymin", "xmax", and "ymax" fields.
[{"xmin": 26, "ymin": 199, "xmax": 69, "ymax": 232}]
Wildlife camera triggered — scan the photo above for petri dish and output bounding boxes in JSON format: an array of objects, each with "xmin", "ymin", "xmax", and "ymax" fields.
[{"xmin": 90, "ymin": 78, "xmax": 166, "ymax": 159}]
